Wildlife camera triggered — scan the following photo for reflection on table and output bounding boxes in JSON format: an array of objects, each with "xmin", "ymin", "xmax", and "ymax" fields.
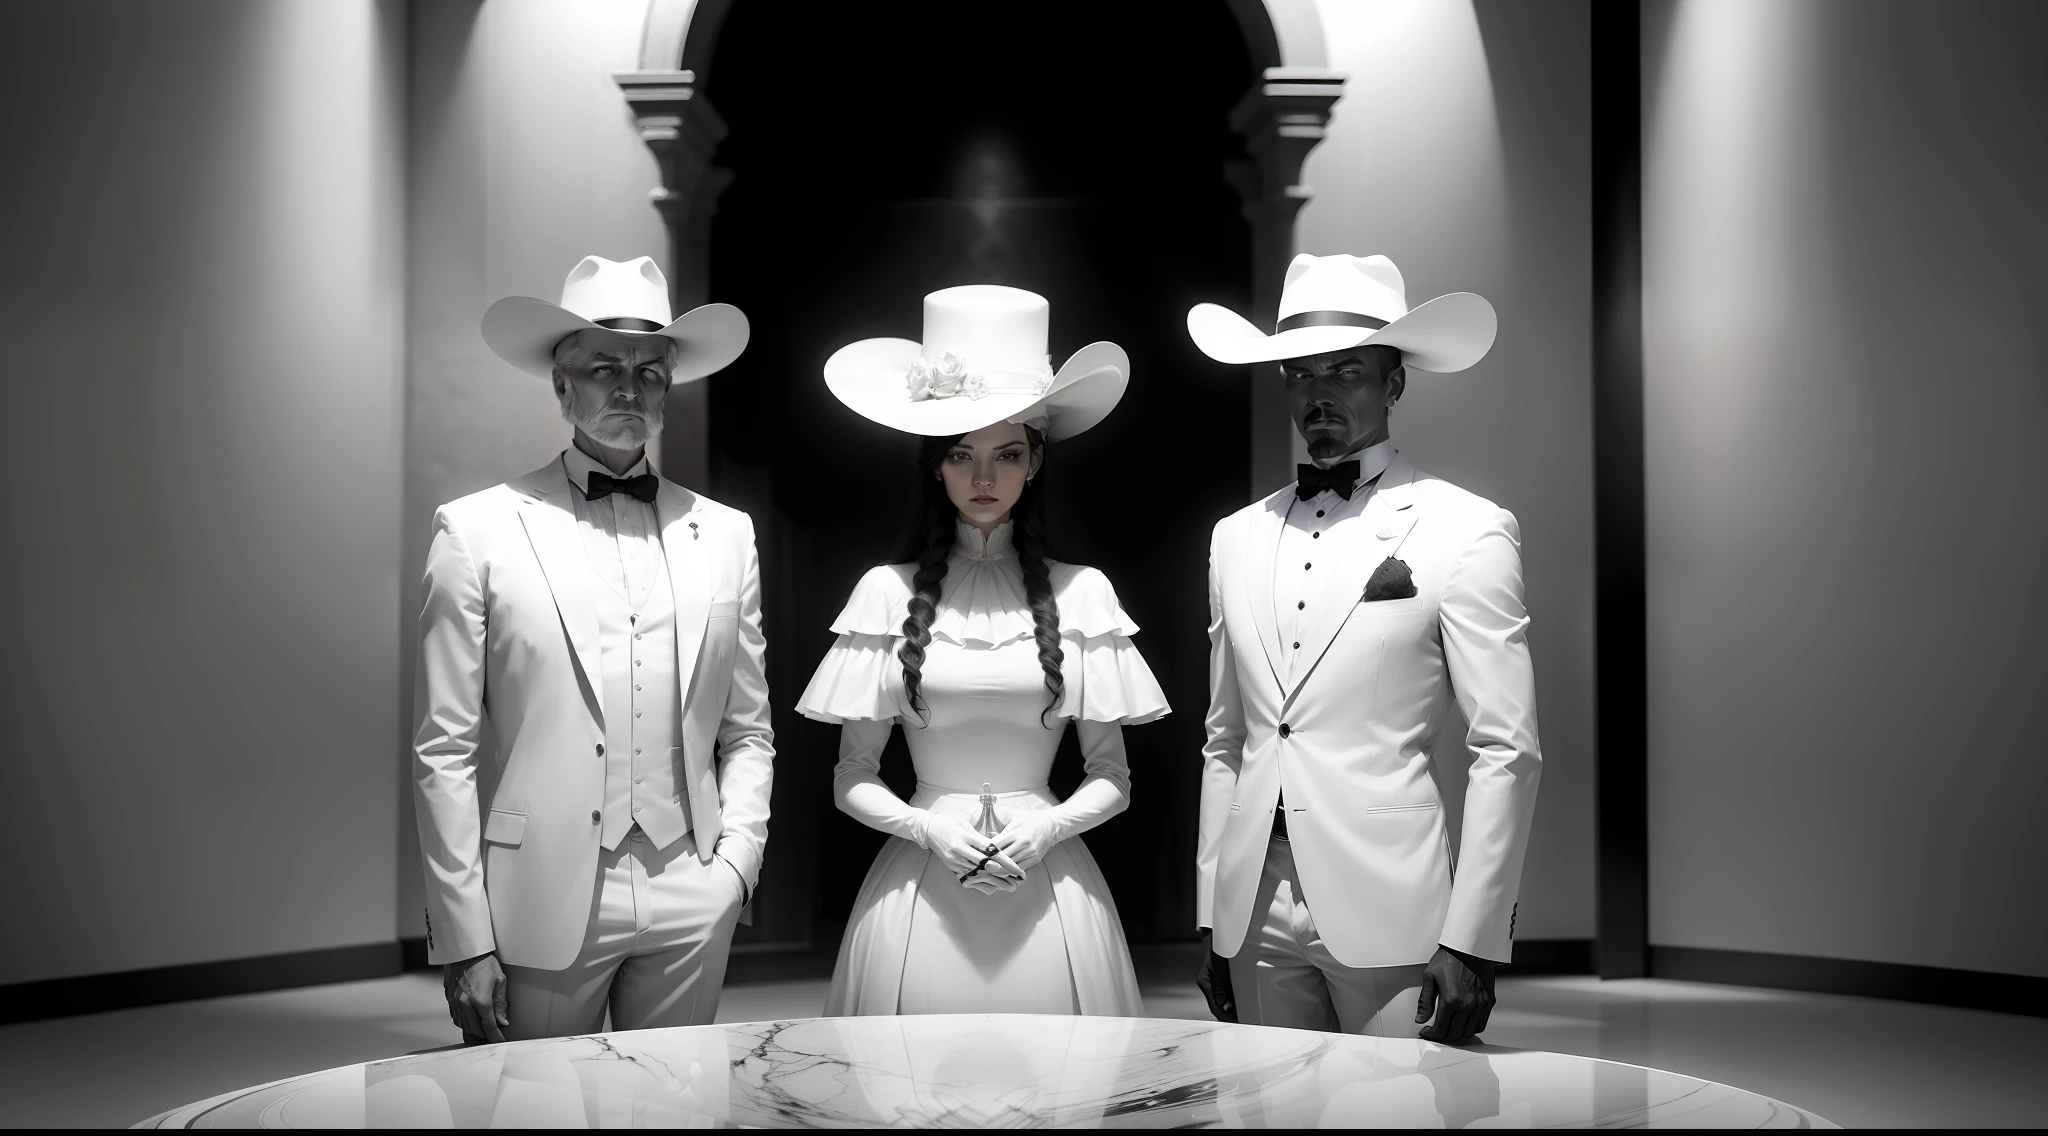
[{"xmin": 137, "ymin": 1014, "xmax": 1837, "ymax": 1129}]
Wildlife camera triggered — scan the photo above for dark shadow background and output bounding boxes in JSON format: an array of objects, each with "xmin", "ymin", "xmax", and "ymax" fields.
[{"xmin": 702, "ymin": 1, "xmax": 1256, "ymax": 953}]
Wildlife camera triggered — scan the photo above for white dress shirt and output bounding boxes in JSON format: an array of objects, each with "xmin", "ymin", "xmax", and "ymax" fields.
[
  {"xmin": 562, "ymin": 445, "xmax": 663, "ymax": 606},
  {"xmin": 1273, "ymin": 439, "xmax": 1398, "ymax": 681}
]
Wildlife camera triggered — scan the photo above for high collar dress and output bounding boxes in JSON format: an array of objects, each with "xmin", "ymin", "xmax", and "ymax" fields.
[{"xmin": 796, "ymin": 521, "xmax": 1169, "ymax": 1016}]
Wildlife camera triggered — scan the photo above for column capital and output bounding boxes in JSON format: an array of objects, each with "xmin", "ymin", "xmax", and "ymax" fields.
[
  {"xmin": 612, "ymin": 70, "xmax": 731, "ymax": 231},
  {"xmin": 1226, "ymin": 68, "xmax": 1345, "ymax": 222}
]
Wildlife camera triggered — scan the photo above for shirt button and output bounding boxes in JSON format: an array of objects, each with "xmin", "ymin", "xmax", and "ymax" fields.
[
  {"xmin": 635, "ymin": 684, "xmax": 643, "ymax": 691},
  {"xmin": 1304, "ymin": 562, "xmax": 1312, "ymax": 570},
  {"xmin": 1297, "ymin": 601, "xmax": 1305, "ymax": 610},
  {"xmin": 636, "ymin": 747, "xmax": 643, "ymax": 755},
  {"xmin": 1378, "ymin": 528, "xmax": 1394, "ymax": 540},
  {"xmin": 635, "ymin": 660, "xmax": 642, "ymax": 667},
  {"xmin": 635, "ymin": 710, "xmax": 643, "ymax": 718},
  {"xmin": 1292, "ymin": 641, "xmax": 1301, "ymax": 648},
  {"xmin": 635, "ymin": 633, "xmax": 642, "ymax": 640},
  {"xmin": 590, "ymin": 811, "xmax": 600, "ymax": 825},
  {"xmin": 635, "ymin": 777, "xmax": 644, "ymax": 784},
  {"xmin": 1278, "ymin": 723, "xmax": 1292, "ymax": 738}
]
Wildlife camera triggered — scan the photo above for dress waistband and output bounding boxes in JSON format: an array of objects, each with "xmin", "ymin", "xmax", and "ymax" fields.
[{"xmin": 909, "ymin": 782, "xmax": 1058, "ymax": 812}]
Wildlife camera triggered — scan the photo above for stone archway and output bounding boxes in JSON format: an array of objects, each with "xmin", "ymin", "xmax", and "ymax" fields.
[{"xmin": 614, "ymin": 0, "xmax": 1344, "ymax": 498}]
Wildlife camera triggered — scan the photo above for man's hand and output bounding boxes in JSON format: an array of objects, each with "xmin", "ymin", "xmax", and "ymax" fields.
[
  {"xmin": 1196, "ymin": 929, "xmax": 1237, "ymax": 1023},
  {"xmin": 1416, "ymin": 944, "xmax": 1496, "ymax": 1044},
  {"xmin": 442, "ymin": 953, "xmax": 508, "ymax": 1044}
]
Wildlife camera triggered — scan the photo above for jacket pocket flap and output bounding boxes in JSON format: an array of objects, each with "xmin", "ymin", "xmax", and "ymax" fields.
[
  {"xmin": 708, "ymin": 599, "xmax": 740, "ymax": 618},
  {"xmin": 484, "ymin": 809, "xmax": 527, "ymax": 846},
  {"xmin": 1365, "ymin": 800, "xmax": 1440, "ymax": 814}
]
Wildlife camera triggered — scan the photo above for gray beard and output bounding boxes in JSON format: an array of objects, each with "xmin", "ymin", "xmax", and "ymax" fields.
[
  {"xmin": 559, "ymin": 382, "xmax": 663, "ymax": 449},
  {"xmin": 1305, "ymin": 435, "xmax": 1355, "ymax": 465}
]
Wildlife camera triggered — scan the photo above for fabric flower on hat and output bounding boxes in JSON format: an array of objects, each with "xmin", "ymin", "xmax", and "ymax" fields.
[
  {"xmin": 928, "ymin": 351, "xmax": 969, "ymax": 397},
  {"xmin": 905, "ymin": 357, "xmax": 935, "ymax": 401}
]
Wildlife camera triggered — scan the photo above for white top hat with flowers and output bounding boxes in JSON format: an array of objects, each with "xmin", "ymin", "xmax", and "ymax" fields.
[
  {"xmin": 824, "ymin": 285, "xmax": 1129, "ymax": 441},
  {"xmin": 1188, "ymin": 253, "xmax": 1497, "ymax": 372},
  {"xmin": 481, "ymin": 254, "xmax": 750, "ymax": 381}
]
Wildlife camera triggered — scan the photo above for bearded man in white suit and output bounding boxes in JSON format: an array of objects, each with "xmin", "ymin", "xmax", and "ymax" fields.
[
  {"xmin": 415, "ymin": 255, "xmax": 774, "ymax": 1042},
  {"xmin": 1184, "ymin": 254, "xmax": 1540, "ymax": 1043}
]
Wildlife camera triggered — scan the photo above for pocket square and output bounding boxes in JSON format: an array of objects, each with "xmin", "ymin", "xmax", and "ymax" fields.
[{"xmin": 1362, "ymin": 556, "xmax": 1418, "ymax": 601}]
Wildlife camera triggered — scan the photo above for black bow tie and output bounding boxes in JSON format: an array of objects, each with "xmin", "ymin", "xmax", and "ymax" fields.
[
  {"xmin": 583, "ymin": 471, "xmax": 658, "ymax": 503},
  {"xmin": 1296, "ymin": 460, "xmax": 1361, "ymax": 501}
]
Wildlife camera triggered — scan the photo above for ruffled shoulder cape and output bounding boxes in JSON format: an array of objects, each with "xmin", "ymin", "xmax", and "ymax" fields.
[{"xmin": 794, "ymin": 561, "xmax": 1170, "ymax": 726}]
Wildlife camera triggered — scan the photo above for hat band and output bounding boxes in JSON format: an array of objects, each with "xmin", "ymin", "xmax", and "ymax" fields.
[
  {"xmin": 907, "ymin": 351, "xmax": 1053, "ymax": 404},
  {"xmin": 595, "ymin": 317, "xmax": 666, "ymax": 333},
  {"xmin": 1275, "ymin": 310, "xmax": 1391, "ymax": 334}
]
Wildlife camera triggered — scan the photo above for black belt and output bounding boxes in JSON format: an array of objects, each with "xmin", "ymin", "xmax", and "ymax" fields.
[{"xmin": 1272, "ymin": 798, "xmax": 1289, "ymax": 840}]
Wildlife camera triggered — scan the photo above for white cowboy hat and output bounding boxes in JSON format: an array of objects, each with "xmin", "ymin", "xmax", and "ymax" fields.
[
  {"xmin": 1187, "ymin": 253, "xmax": 1497, "ymax": 372},
  {"xmin": 824, "ymin": 285, "xmax": 1128, "ymax": 441},
  {"xmin": 481, "ymin": 254, "xmax": 749, "ymax": 381}
]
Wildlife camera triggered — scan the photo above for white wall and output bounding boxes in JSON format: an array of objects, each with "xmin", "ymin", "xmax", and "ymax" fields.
[
  {"xmin": 0, "ymin": 0, "xmax": 405, "ymax": 983},
  {"xmin": 1643, "ymin": 0, "xmax": 2048, "ymax": 976},
  {"xmin": 399, "ymin": 0, "xmax": 670, "ymax": 940},
  {"xmin": 1296, "ymin": 0, "xmax": 1596, "ymax": 943}
]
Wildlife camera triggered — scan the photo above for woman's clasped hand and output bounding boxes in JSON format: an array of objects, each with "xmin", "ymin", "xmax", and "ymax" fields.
[
  {"xmin": 992, "ymin": 810, "xmax": 1064, "ymax": 872},
  {"xmin": 915, "ymin": 811, "xmax": 1026, "ymax": 893}
]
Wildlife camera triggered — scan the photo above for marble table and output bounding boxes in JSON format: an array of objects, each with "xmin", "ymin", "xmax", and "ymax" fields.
[{"xmin": 137, "ymin": 1015, "xmax": 1836, "ymax": 1129}]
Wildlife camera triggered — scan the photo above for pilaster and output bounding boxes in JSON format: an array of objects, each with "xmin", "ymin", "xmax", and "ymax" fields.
[
  {"xmin": 613, "ymin": 69, "xmax": 732, "ymax": 492},
  {"xmin": 1226, "ymin": 68, "xmax": 1345, "ymax": 498}
]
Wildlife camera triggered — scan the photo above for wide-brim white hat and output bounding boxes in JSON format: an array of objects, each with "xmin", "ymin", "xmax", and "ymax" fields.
[
  {"xmin": 1188, "ymin": 253, "xmax": 1496, "ymax": 372},
  {"xmin": 481, "ymin": 254, "xmax": 749, "ymax": 382},
  {"xmin": 824, "ymin": 285, "xmax": 1128, "ymax": 441}
]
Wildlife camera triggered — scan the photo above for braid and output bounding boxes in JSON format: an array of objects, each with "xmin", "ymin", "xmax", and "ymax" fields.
[
  {"xmin": 1011, "ymin": 500, "xmax": 1064, "ymax": 727},
  {"xmin": 898, "ymin": 506, "xmax": 953, "ymax": 723},
  {"xmin": 895, "ymin": 424, "xmax": 1062, "ymax": 726}
]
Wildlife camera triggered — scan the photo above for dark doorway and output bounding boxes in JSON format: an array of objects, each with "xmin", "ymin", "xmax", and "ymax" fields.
[{"xmin": 704, "ymin": 2, "xmax": 1255, "ymax": 954}]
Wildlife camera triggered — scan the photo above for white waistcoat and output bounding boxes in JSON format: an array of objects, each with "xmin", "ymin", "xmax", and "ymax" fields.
[{"xmin": 594, "ymin": 542, "xmax": 689, "ymax": 851}]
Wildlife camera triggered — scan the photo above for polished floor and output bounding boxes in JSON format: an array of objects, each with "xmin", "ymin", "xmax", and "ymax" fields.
[{"xmin": 1, "ymin": 964, "xmax": 2042, "ymax": 1128}]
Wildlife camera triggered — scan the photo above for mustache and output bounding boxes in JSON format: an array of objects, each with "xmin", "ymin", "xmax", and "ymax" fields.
[{"xmin": 1301, "ymin": 405, "xmax": 1347, "ymax": 427}]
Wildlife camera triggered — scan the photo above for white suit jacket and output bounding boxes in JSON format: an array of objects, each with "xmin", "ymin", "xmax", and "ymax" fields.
[
  {"xmin": 1199, "ymin": 453, "xmax": 1540, "ymax": 966},
  {"xmin": 412, "ymin": 459, "xmax": 775, "ymax": 970}
]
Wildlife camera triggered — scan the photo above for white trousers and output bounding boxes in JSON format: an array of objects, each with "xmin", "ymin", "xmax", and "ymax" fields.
[
  {"xmin": 1229, "ymin": 837, "xmax": 1426, "ymax": 1035},
  {"xmin": 503, "ymin": 829, "xmax": 743, "ymax": 1039}
]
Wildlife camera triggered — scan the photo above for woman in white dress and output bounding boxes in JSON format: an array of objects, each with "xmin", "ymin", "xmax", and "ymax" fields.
[{"xmin": 796, "ymin": 285, "xmax": 1169, "ymax": 1016}]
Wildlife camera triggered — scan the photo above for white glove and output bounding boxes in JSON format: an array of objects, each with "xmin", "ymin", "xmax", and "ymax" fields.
[
  {"xmin": 992, "ymin": 810, "xmax": 1066, "ymax": 872},
  {"xmin": 912, "ymin": 810, "xmax": 1024, "ymax": 891}
]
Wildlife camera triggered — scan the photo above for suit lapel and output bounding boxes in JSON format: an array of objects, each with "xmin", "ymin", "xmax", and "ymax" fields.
[
  {"xmin": 657, "ymin": 481, "xmax": 711, "ymax": 721},
  {"xmin": 517, "ymin": 471, "xmax": 605, "ymax": 721},
  {"xmin": 1285, "ymin": 456, "xmax": 1422, "ymax": 702},
  {"xmin": 1243, "ymin": 487, "xmax": 1293, "ymax": 692}
]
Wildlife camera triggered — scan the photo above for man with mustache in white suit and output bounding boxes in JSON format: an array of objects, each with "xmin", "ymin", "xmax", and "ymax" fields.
[
  {"xmin": 1185, "ymin": 253, "xmax": 1541, "ymax": 1043},
  {"xmin": 415, "ymin": 255, "xmax": 774, "ymax": 1042}
]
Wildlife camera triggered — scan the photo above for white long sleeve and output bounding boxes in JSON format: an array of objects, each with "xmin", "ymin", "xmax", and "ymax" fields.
[
  {"xmin": 831, "ymin": 718, "xmax": 1134, "ymax": 845},
  {"xmin": 1045, "ymin": 721, "xmax": 1131, "ymax": 839},
  {"xmin": 832, "ymin": 719, "xmax": 926, "ymax": 842}
]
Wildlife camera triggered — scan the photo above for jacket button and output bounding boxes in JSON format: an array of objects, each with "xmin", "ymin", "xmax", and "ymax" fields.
[
  {"xmin": 595, "ymin": 744, "xmax": 604, "ymax": 756},
  {"xmin": 590, "ymin": 810, "xmax": 600, "ymax": 825},
  {"xmin": 1278, "ymin": 723, "xmax": 1292, "ymax": 738}
]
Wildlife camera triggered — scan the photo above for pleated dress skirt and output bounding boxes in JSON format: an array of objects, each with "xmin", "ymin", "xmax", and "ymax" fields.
[{"xmin": 823, "ymin": 785, "xmax": 1144, "ymax": 1017}]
